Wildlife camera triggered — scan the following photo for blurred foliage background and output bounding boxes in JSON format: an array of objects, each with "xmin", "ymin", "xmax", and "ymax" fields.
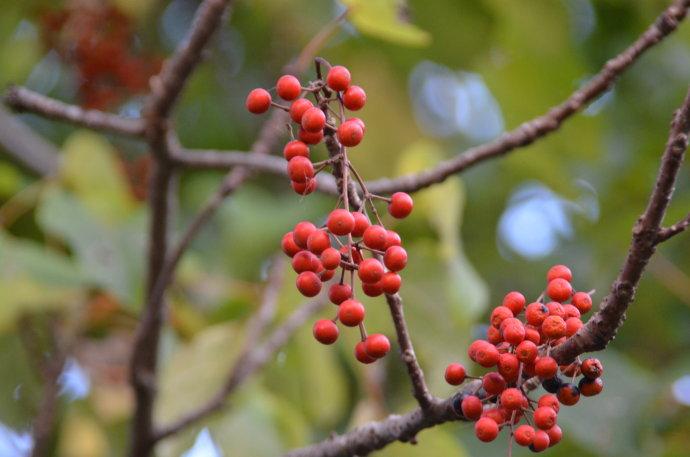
[{"xmin": 1, "ymin": 0, "xmax": 690, "ymax": 456}]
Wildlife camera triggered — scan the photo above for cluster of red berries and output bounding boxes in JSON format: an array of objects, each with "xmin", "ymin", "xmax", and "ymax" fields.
[
  {"xmin": 245, "ymin": 62, "xmax": 414, "ymax": 364},
  {"xmin": 443, "ymin": 265, "xmax": 604, "ymax": 452}
]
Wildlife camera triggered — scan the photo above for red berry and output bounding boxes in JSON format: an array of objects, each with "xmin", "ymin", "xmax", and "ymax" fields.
[
  {"xmin": 500, "ymin": 317, "xmax": 525, "ymax": 345},
  {"xmin": 547, "ymin": 278, "xmax": 573, "ymax": 302},
  {"xmin": 525, "ymin": 302, "xmax": 549, "ymax": 326},
  {"xmin": 379, "ymin": 272, "xmax": 401, "ymax": 294},
  {"xmin": 547, "ymin": 264, "xmax": 572, "ymax": 282},
  {"xmin": 292, "ymin": 250, "xmax": 320, "ymax": 273},
  {"xmin": 326, "ymin": 65, "xmax": 351, "ymax": 91},
  {"xmin": 298, "ymin": 128, "xmax": 323, "ymax": 145},
  {"xmin": 351, "ymin": 212, "xmax": 370, "ymax": 237},
  {"xmin": 541, "ymin": 315, "xmax": 567, "ymax": 339},
  {"xmin": 287, "ymin": 156, "xmax": 314, "ymax": 183},
  {"xmin": 546, "ymin": 301, "xmax": 565, "ymax": 318},
  {"xmin": 487, "ymin": 325, "xmax": 502, "ymax": 344},
  {"xmin": 467, "ymin": 339, "xmax": 490, "ymax": 360},
  {"xmin": 276, "ymin": 74, "xmax": 301, "ymax": 100},
  {"xmin": 579, "ymin": 377, "xmax": 604, "ymax": 396},
  {"xmin": 557, "ymin": 383, "xmax": 580, "ymax": 406},
  {"xmin": 474, "ymin": 417, "xmax": 499, "ymax": 442},
  {"xmin": 320, "ymin": 269, "xmax": 335, "ymax": 281},
  {"xmin": 293, "ymin": 221, "xmax": 317, "ymax": 248},
  {"xmin": 291, "ymin": 179, "xmax": 316, "ymax": 195},
  {"xmin": 328, "ymin": 283, "xmax": 352, "ymax": 304},
  {"xmin": 581, "ymin": 358, "xmax": 603, "ymax": 379},
  {"xmin": 515, "ymin": 340, "xmax": 538, "ymax": 363},
  {"xmin": 383, "ymin": 246, "xmax": 407, "ymax": 271},
  {"xmin": 537, "ymin": 394, "xmax": 560, "ymax": 412},
  {"xmin": 444, "ymin": 363, "xmax": 466, "ymax": 385},
  {"xmin": 385, "ymin": 230, "xmax": 402, "ymax": 249},
  {"xmin": 281, "ymin": 232, "xmax": 301, "ymax": 257},
  {"xmin": 365, "ymin": 334, "xmax": 390, "ymax": 358},
  {"xmin": 296, "ymin": 271, "xmax": 321, "ymax": 297},
  {"xmin": 362, "ymin": 281, "xmax": 383, "ymax": 297},
  {"xmin": 307, "ymin": 230, "xmax": 331, "ymax": 254},
  {"xmin": 327, "ymin": 209, "xmax": 355, "ymax": 235},
  {"xmin": 524, "ymin": 325, "xmax": 541, "ymax": 344},
  {"xmin": 482, "ymin": 372, "xmax": 507, "ymax": 395},
  {"xmin": 320, "ymin": 247, "xmax": 341, "ymax": 270},
  {"xmin": 301, "ymin": 107, "xmax": 326, "ymax": 133},
  {"xmin": 289, "ymin": 98, "xmax": 313, "ymax": 123},
  {"xmin": 533, "ymin": 406, "xmax": 557, "ymax": 430},
  {"xmin": 502, "ymin": 291, "xmax": 526, "ymax": 315},
  {"xmin": 388, "ymin": 192, "xmax": 414, "ymax": 219},
  {"xmin": 347, "ymin": 117, "xmax": 366, "ymax": 133},
  {"xmin": 313, "ymin": 319, "xmax": 338, "ymax": 344},
  {"xmin": 354, "ymin": 341, "xmax": 376, "ymax": 364},
  {"xmin": 283, "ymin": 140, "xmax": 309, "ymax": 161},
  {"xmin": 490, "ymin": 306, "xmax": 514, "ymax": 328},
  {"xmin": 336, "ymin": 120, "xmax": 364, "ymax": 147},
  {"xmin": 572, "ymin": 291, "xmax": 593, "ymax": 314},
  {"xmin": 358, "ymin": 258, "xmax": 384, "ymax": 284},
  {"xmin": 338, "ymin": 299, "xmax": 365, "ymax": 326},
  {"xmin": 497, "ymin": 353, "xmax": 520, "ymax": 382},
  {"xmin": 475, "ymin": 342, "xmax": 500, "ymax": 368},
  {"xmin": 565, "ymin": 316, "xmax": 583, "ymax": 336},
  {"xmin": 245, "ymin": 88, "xmax": 271, "ymax": 114},
  {"xmin": 535, "ymin": 356, "xmax": 558, "ymax": 379},
  {"xmin": 530, "ymin": 430, "xmax": 550, "ymax": 452},
  {"xmin": 343, "ymin": 85, "xmax": 366, "ymax": 110},
  {"xmin": 546, "ymin": 425, "xmax": 562, "ymax": 447},
  {"xmin": 500, "ymin": 387, "xmax": 524, "ymax": 410},
  {"xmin": 514, "ymin": 424, "xmax": 535, "ymax": 446},
  {"xmin": 363, "ymin": 225, "xmax": 388, "ymax": 250},
  {"xmin": 461, "ymin": 395, "xmax": 483, "ymax": 420}
]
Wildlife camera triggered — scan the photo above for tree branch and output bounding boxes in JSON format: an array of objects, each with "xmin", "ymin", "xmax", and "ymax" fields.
[
  {"xmin": 4, "ymin": 86, "xmax": 144, "ymax": 137},
  {"xmin": 0, "ymin": 106, "xmax": 59, "ymax": 176},
  {"xmin": 364, "ymin": 0, "xmax": 690, "ymax": 195},
  {"xmin": 657, "ymin": 211, "xmax": 690, "ymax": 241},
  {"xmin": 552, "ymin": 87, "xmax": 690, "ymax": 363}
]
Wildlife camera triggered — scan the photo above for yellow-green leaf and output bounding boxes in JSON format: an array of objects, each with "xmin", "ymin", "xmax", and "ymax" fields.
[{"xmin": 343, "ymin": 0, "xmax": 431, "ymax": 47}]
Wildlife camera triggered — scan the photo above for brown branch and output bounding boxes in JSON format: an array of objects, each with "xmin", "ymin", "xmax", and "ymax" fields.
[
  {"xmin": 4, "ymin": 86, "xmax": 144, "ymax": 137},
  {"xmin": 0, "ymin": 106, "xmax": 59, "ymax": 176},
  {"xmin": 154, "ymin": 291, "xmax": 329, "ymax": 442},
  {"xmin": 552, "ymin": 87, "xmax": 690, "ymax": 364},
  {"xmin": 364, "ymin": 0, "xmax": 690, "ymax": 195},
  {"xmin": 385, "ymin": 294, "xmax": 433, "ymax": 410},
  {"xmin": 657, "ymin": 211, "xmax": 690, "ymax": 241}
]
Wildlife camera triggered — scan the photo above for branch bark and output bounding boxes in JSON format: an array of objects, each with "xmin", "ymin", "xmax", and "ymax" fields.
[{"xmin": 364, "ymin": 0, "xmax": 690, "ymax": 195}]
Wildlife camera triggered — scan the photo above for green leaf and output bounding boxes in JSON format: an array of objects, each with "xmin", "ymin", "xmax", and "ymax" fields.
[{"xmin": 343, "ymin": 0, "xmax": 431, "ymax": 47}]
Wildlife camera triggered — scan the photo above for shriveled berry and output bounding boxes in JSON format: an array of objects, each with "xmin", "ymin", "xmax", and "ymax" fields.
[
  {"xmin": 546, "ymin": 425, "xmax": 562, "ymax": 447},
  {"xmin": 578, "ymin": 377, "xmax": 604, "ymax": 396},
  {"xmin": 475, "ymin": 417, "xmax": 499, "ymax": 442},
  {"xmin": 515, "ymin": 340, "xmax": 538, "ymax": 364},
  {"xmin": 537, "ymin": 394, "xmax": 560, "ymax": 413},
  {"xmin": 328, "ymin": 283, "xmax": 352, "ymax": 304},
  {"xmin": 287, "ymin": 156, "xmax": 314, "ymax": 183},
  {"xmin": 301, "ymin": 107, "xmax": 326, "ymax": 132},
  {"xmin": 326, "ymin": 65, "xmax": 351, "ymax": 91},
  {"xmin": 533, "ymin": 406, "xmax": 557, "ymax": 430},
  {"xmin": 321, "ymin": 247, "xmax": 341, "ymax": 270},
  {"xmin": 276, "ymin": 74, "xmax": 301, "ymax": 100},
  {"xmin": 291, "ymin": 178, "xmax": 317, "ymax": 195},
  {"xmin": 351, "ymin": 211, "xmax": 370, "ymax": 237},
  {"xmin": 572, "ymin": 291, "xmax": 593, "ymax": 314},
  {"xmin": 307, "ymin": 230, "xmax": 331, "ymax": 254},
  {"xmin": 343, "ymin": 85, "xmax": 366, "ymax": 110},
  {"xmin": 379, "ymin": 272, "xmax": 401, "ymax": 294},
  {"xmin": 363, "ymin": 225, "xmax": 388, "ymax": 250},
  {"xmin": 296, "ymin": 271, "xmax": 321, "ymax": 297},
  {"xmin": 525, "ymin": 302, "xmax": 549, "ymax": 326},
  {"xmin": 502, "ymin": 291, "xmax": 526, "ymax": 315},
  {"xmin": 290, "ymin": 98, "xmax": 314, "ymax": 123},
  {"xmin": 313, "ymin": 319, "xmax": 338, "ymax": 344},
  {"xmin": 557, "ymin": 383, "xmax": 580, "ymax": 406},
  {"xmin": 547, "ymin": 278, "xmax": 573, "ymax": 302},
  {"xmin": 482, "ymin": 372, "xmax": 507, "ymax": 395},
  {"xmin": 354, "ymin": 341, "xmax": 376, "ymax": 364},
  {"xmin": 283, "ymin": 140, "xmax": 309, "ymax": 161},
  {"xmin": 245, "ymin": 88, "xmax": 271, "ymax": 113},
  {"xmin": 500, "ymin": 387, "xmax": 524, "ymax": 410},
  {"xmin": 358, "ymin": 258, "xmax": 384, "ymax": 284},
  {"xmin": 514, "ymin": 424, "xmax": 535, "ymax": 446},
  {"xmin": 388, "ymin": 192, "xmax": 414, "ymax": 218},
  {"xmin": 530, "ymin": 430, "xmax": 550, "ymax": 452},
  {"xmin": 281, "ymin": 232, "xmax": 301, "ymax": 257},
  {"xmin": 461, "ymin": 395, "xmax": 483, "ymax": 420},
  {"xmin": 384, "ymin": 246, "xmax": 407, "ymax": 271},
  {"xmin": 365, "ymin": 334, "xmax": 390, "ymax": 358},
  {"xmin": 444, "ymin": 363, "xmax": 466, "ymax": 385},
  {"xmin": 490, "ymin": 306, "xmax": 514, "ymax": 328},
  {"xmin": 338, "ymin": 299, "xmax": 365, "ymax": 326},
  {"xmin": 337, "ymin": 120, "xmax": 364, "ymax": 147},
  {"xmin": 541, "ymin": 376, "xmax": 563, "ymax": 394},
  {"xmin": 547, "ymin": 264, "xmax": 572, "ymax": 282},
  {"xmin": 581, "ymin": 358, "xmax": 603, "ymax": 379},
  {"xmin": 293, "ymin": 221, "xmax": 317, "ymax": 248},
  {"xmin": 298, "ymin": 128, "xmax": 323, "ymax": 145},
  {"xmin": 535, "ymin": 356, "xmax": 558, "ymax": 379},
  {"xmin": 327, "ymin": 209, "xmax": 355, "ymax": 235},
  {"xmin": 541, "ymin": 315, "xmax": 567, "ymax": 339}
]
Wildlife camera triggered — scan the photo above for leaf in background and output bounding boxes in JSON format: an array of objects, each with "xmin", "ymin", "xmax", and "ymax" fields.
[
  {"xmin": 376, "ymin": 423, "xmax": 468, "ymax": 457},
  {"xmin": 58, "ymin": 412, "xmax": 108, "ymax": 457},
  {"xmin": 36, "ymin": 187, "xmax": 146, "ymax": 309},
  {"xmin": 60, "ymin": 130, "xmax": 137, "ymax": 225},
  {"xmin": 342, "ymin": 0, "xmax": 431, "ymax": 47}
]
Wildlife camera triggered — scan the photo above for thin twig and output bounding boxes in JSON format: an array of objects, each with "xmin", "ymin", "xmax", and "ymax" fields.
[
  {"xmin": 0, "ymin": 106, "xmax": 60, "ymax": 176},
  {"xmin": 657, "ymin": 211, "xmax": 690, "ymax": 241},
  {"xmin": 364, "ymin": 0, "xmax": 690, "ymax": 195}
]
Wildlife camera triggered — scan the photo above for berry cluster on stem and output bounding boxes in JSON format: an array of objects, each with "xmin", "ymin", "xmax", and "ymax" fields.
[
  {"xmin": 444, "ymin": 265, "xmax": 604, "ymax": 452},
  {"xmin": 245, "ymin": 59, "xmax": 415, "ymax": 363}
]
